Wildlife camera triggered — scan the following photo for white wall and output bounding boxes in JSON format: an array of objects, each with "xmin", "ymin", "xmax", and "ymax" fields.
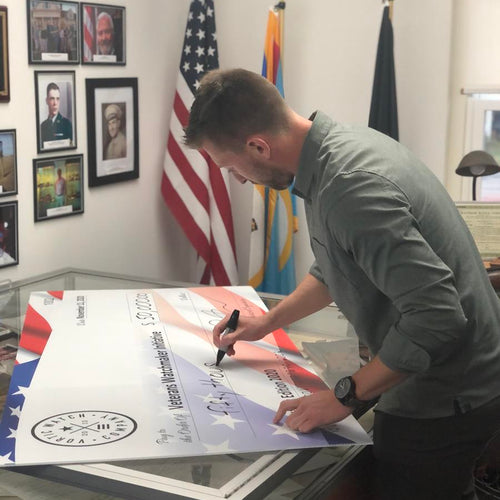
[{"xmin": 0, "ymin": 0, "xmax": 453, "ymax": 288}]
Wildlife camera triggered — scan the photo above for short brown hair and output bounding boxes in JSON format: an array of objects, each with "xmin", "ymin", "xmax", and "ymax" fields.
[{"xmin": 184, "ymin": 68, "xmax": 289, "ymax": 150}]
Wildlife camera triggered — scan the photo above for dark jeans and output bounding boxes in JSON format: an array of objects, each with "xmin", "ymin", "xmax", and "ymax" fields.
[{"xmin": 373, "ymin": 395, "xmax": 500, "ymax": 500}]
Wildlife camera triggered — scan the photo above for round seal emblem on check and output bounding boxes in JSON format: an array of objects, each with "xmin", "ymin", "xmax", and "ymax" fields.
[{"xmin": 31, "ymin": 411, "xmax": 137, "ymax": 447}]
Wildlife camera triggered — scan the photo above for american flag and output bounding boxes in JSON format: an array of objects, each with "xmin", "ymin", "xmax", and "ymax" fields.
[
  {"xmin": 83, "ymin": 5, "xmax": 95, "ymax": 63},
  {"xmin": 161, "ymin": 0, "xmax": 238, "ymax": 286}
]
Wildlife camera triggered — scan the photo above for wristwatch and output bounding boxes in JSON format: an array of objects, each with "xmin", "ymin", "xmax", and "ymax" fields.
[{"xmin": 334, "ymin": 376, "xmax": 365, "ymax": 408}]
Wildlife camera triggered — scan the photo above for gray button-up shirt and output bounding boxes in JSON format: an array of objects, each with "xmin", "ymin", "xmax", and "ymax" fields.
[{"xmin": 293, "ymin": 111, "xmax": 500, "ymax": 418}]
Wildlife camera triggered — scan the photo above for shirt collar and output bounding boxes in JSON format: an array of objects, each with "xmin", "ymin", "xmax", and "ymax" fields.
[{"xmin": 293, "ymin": 110, "xmax": 333, "ymax": 201}]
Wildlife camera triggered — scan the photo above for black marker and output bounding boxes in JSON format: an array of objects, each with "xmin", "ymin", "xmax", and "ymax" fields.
[{"xmin": 215, "ymin": 309, "xmax": 239, "ymax": 366}]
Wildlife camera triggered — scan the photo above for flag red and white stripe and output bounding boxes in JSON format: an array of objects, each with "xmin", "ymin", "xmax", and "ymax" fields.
[
  {"xmin": 161, "ymin": 0, "xmax": 238, "ymax": 285},
  {"xmin": 83, "ymin": 5, "xmax": 95, "ymax": 63}
]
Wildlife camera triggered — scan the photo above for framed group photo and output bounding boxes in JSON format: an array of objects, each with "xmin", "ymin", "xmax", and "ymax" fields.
[
  {"xmin": 35, "ymin": 70, "xmax": 77, "ymax": 154},
  {"xmin": 81, "ymin": 3, "xmax": 126, "ymax": 65},
  {"xmin": 33, "ymin": 154, "xmax": 84, "ymax": 222},
  {"xmin": 0, "ymin": 6, "xmax": 9, "ymax": 102},
  {"xmin": 27, "ymin": 0, "xmax": 80, "ymax": 64},
  {"xmin": 0, "ymin": 129, "xmax": 17, "ymax": 197},
  {"xmin": 86, "ymin": 77, "xmax": 138, "ymax": 186},
  {"xmin": 0, "ymin": 201, "xmax": 18, "ymax": 269}
]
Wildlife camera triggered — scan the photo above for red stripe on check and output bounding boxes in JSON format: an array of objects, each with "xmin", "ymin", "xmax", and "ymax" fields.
[{"xmin": 19, "ymin": 304, "xmax": 52, "ymax": 356}]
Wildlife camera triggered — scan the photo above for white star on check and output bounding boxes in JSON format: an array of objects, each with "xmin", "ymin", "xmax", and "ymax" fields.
[
  {"xmin": 194, "ymin": 80, "xmax": 200, "ymax": 89},
  {"xmin": 0, "ymin": 452, "xmax": 13, "ymax": 464},
  {"xmin": 268, "ymin": 424, "xmax": 300, "ymax": 440},
  {"xmin": 183, "ymin": 62, "xmax": 190, "ymax": 72},
  {"xmin": 210, "ymin": 413, "xmax": 245, "ymax": 429},
  {"xmin": 195, "ymin": 46, "xmax": 205, "ymax": 57},
  {"xmin": 196, "ymin": 29, "xmax": 205, "ymax": 40},
  {"xmin": 12, "ymin": 385, "xmax": 29, "ymax": 397},
  {"xmin": 195, "ymin": 62, "xmax": 204, "ymax": 74},
  {"xmin": 188, "ymin": 12, "xmax": 193, "ymax": 21},
  {"xmin": 203, "ymin": 439, "xmax": 234, "ymax": 453},
  {"xmin": 184, "ymin": 44, "xmax": 191, "ymax": 55},
  {"xmin": 9, "ymin": 406, "xmax": 22, "ymax": 418},
  {"xmin": 207, "ymin": 6, "xmax": 213, "ymax": 16},
  {"xmin": 6, "ymin": 428, "xmax": 17, "ymax": 439},
  {"xmin": 197, "ymin": 12, "xmax": 205, "ymax": 23},
  {"xmin": 195, "ymin": 392, "xmax": 217, "ymax": 403},
  {"xmin": 186, "ymin": 28, "xmax": 192, "ymax": 38},
  {"xmin": 207, "ymin": 46, "xmax": 215, "ymax": 57}
]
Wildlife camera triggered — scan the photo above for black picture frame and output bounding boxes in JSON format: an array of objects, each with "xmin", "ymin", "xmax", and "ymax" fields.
[
  {"xmin": 27, "ymin": 0, "xmax": 80, "ymax": 64},
  {"xmin": 0, "ymin": 129, "xmax": 18, "ymax": 197},
  {"xmin": 35, "ymin": 70, "xmax": 77, "ymax": 154},
  {"xmin": 33, "ymin": 154, "xmax": 84, "ymax": 222},
  {"xmin": 0, "ymin": 200, "xmax": 18, "ymax": 268},
  {"xmin": 86, "ymin": 78, "xmax": 138, "ymax": 187},
  {"xmin": 0, "ymin": 6, "xmax": 10, "ymax": 102},
  {"xmin": 81, "ymin": 3, "xmax": 126, "ymax": 65}
]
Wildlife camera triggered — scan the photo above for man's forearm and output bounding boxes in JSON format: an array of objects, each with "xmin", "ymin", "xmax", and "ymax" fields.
[
  {"xmin": 264, "ymin": 273, "xmax": 333, "ymax": 331},
  {"xmin": 352, "ymin": 355, "xmax": 408, "ymax": 401}
]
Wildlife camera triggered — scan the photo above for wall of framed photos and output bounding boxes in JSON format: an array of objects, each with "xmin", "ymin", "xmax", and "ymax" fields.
[
  {"xmin": 0, "ymin": 0, "xmax": 454, "ymax": 286},
  {"xmin": 0, "ymin": 0, "xmax": 195, "ymax": 283}
]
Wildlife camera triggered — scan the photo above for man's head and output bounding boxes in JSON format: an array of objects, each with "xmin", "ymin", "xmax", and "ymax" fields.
[
  {"xmin": 185, "ymin": 68, "xmax": 296, "ymax": 190},
  {"xmin": 57, "ymin": 168, "xmax": 62, "ymax": 178},
  {"xmin": 105, "ymin": 104, "xmax": 122, "ymax": 138},
  {"xmin": 46, "ymin": 82, "xmax": 60, "ymax": 118},
  {"xmin": 96, "ymin": 12, "xmax": 114, "ymax": 55}
]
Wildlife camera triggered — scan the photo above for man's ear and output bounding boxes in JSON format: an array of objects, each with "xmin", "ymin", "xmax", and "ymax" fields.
[{"xmin": 246, "ymin": 136, "xmax": 271, "ymax": 159}]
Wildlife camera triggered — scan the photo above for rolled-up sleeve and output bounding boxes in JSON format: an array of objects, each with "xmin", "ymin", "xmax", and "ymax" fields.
[{"xmin": 327, "ymin": 172, "xmax": 468, "ymax": 374}]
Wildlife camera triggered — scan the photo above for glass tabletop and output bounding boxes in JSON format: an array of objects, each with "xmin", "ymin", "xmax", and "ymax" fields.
[{"xmin": 0, "ymin": 268, "xmax": 373, "ymax": 500}]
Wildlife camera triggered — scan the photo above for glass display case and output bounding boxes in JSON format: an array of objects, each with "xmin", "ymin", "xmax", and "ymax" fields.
[{"xmin": 0, "ymin": 268, "xmax": 374, "ymax": 500}]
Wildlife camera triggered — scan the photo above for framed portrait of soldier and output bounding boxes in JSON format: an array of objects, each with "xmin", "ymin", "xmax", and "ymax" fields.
[
  {"xmin": 86, "ymin": 77, "xmax": 138, "ymax": 187},
  {"xmin": 0, "ymin": 6, "xmax": 10, "ymax": 102},
  {"xmin": 0, "ymin": 129, "xmax": 18, "ymax": 197},
  {"xmin": 35, "ymin": 70, "xmax": 77, "ymax": 154},
  {"xmin": 0, "ymin": 201, "xmax": 18, "ymax": 269},
  {"xmin": 33, "ymin": 154, "xmax": 84, "ymax": 222},
  {"xmin": 27, "ymin": 0, "xmax": 80, "ymax": 64},
  {"xmin": 81, "ymin": 3, "xmax": 125, "ymax": 65}
]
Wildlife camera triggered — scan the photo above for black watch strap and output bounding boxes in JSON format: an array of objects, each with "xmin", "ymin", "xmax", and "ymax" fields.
[{"xmin": 334, "ymin": 376, "xmax": 365, "ymax": 409}]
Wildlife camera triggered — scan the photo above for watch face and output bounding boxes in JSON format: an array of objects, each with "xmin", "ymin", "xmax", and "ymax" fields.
[
  {"xmin": 31, "ymin": 410, "xmax": 137, "ymax": 447},
  {"xmin": 334, "ymin": 377, "xmax": 352, "ymax": 399}
]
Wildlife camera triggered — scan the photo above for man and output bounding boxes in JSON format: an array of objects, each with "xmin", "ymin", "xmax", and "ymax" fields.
[
  {"xmin": 54, "ymin": 168, "xmax": 66, "ymax": 207},
  {"xmin": 40, "ymin": 82, "xmax": 72, "ymax": 146},
  {"xmin": 104, "ymin": 103, "xmax": 126, "ymax": 160},
  {"xmin": 184, "ymin": 68, "xmax": 500, "ymax": 500},
  {"xmin": 96, "ymin": 12, "xmax": 115, "ymax": 56}
]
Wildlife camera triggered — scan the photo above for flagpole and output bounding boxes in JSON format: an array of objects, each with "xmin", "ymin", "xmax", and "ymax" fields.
[
  {"xmin": 389, "ymin": 0, "xmax": 394, "ymax": 21},
  {"xmin": 275, "ymin": 1, "xmax": 285, "ymax": 70}
]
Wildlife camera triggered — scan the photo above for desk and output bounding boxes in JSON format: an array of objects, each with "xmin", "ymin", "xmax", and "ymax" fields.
[{"xmin": 0, "ymin": 269, "xmax": 373, "ymax": 500}]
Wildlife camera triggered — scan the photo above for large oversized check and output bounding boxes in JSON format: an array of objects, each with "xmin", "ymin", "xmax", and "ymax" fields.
[{"xmin": 0, "ymin": 286, "xmax": 371, "ymax": 466}]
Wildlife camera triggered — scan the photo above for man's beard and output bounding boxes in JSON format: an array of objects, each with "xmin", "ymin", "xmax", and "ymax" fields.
[{"xmin": 99, "ymin": 41, "xmax": 113, "ymax": 55}]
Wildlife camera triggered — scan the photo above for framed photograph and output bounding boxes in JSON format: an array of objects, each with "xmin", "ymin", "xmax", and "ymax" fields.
[
  {"xmin": 0, "ymin": 130, "xmax": 17, "ymax": 197},
  {"xmin": 0, "ymin": 201, "xmax": 18, "ymax": 268},
  {"xmin": 86, "ymin": 78, "xmax": 138, "ymax": 186},
  {"xmin": 0, "ymin": 7, "xmax": 10, "ymax": 102},
  {"xmin": 35, "ymin": 70, "xmax": 77, "ymax": 154},
  {"xmin": 81, "ymin": 3, "xmax": 125, "ymax": 65},
  {"xmin": 27, "ymin": 0, "xmax": 80, "ymax": 64},
  {"xmin": 33, "ymin": 154, "xmax": 84, "ymax": 222}
]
